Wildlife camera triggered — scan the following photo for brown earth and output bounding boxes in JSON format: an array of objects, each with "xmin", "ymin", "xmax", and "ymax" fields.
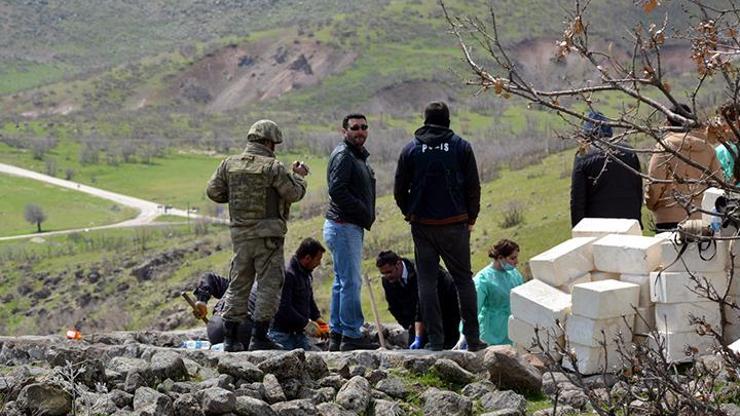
[{"xmin": 162, "ymin": 36, "xmax": 357, "ymax": 113}]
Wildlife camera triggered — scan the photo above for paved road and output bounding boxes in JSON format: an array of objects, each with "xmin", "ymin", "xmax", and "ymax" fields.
[{"xmin": 0, "ymin": 162, "xmax": 225, "ymax": 241}]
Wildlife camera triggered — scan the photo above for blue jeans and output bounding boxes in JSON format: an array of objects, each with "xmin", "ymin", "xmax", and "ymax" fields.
[
  {"xmin": 268, "ymin": 330, "xmax": 312, "ymax": 350},
  {"xmin": 323, "ymin": 219, "xmax": 365, "ymax": 339}
]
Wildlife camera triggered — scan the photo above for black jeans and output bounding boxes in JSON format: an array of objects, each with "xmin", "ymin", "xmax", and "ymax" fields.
[
  {"xmin": 207, "ymin": 314, "xmax": 253, "ymax": 346},
  {"xmin": 411, "ymin": 222, "xmax": 479, "ymax": 347}
]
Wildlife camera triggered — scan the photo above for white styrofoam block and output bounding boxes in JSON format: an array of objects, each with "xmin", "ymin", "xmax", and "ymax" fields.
[
  {"xmin": 510, "ymin": 279, "xmax": 572, "ymax": 329},
  {"xmin": 571, "ymin": 218, "xmax": 642, "ymax": 238},
  {"xmin": 571, "ymin": 280, "xmax": 640, "ymax": 319},
  {"xmin": 658, "ymin": 234, "xmax": 728, "ymax": 272},
  {"xmin": 633, "ymin": 306, "xmax": 655, "ymax": 335},
  {"xmin": 557, "ymin": 273, "xmax": 591, "ymax": 294},
  {"xmin": 591, "ymin": 271, "xmax": 619, "ymax": 281},
  {"xmin": 731, "ymin": 338, "xmax": 740, "ymax": 354},
  {"xmin": 508, "ymin": 315, "xmax": 564, "ymax": 352},
  {"xmin": 655, "ymin": 302, "xmax": 721, "ymax": 333},
  {"xmin": 620, "ymin": 274, "xmax": 652, "ymax": 307},
  {"xmin": 562, "ymin": 342, "xmax": 622, "ymax": 375},
  {"xmin": 727, "ymin": 271, "xmax": 740, "ymax": 295},
  {"xmin": 565, "ymin": 314, "xmax": 634, "ymax": 347},
  {"xmin": 592, "ymin": 234, "xmax": 662, "ymax": 274},
  {"xmin": 701, "ymin": 187, "xmax": 725, "ymax": 226},
  {"xmin": 649, "ymin": 331, "xmax": 715, "ymax": 363},
  {"xmin": 723, "ymin": 299, "xmax": 740, "ymax": 344},
  {"xmin": 650, "ymin": 271, "xmax": 728, "ymax": 304},
  {"xmin": 529, "ymin": 237, "xmax": 597, "ymax": 287}
]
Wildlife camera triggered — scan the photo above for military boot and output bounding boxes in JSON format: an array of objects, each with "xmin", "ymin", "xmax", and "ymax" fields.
[
  {"xmin": 223, "ymin": 320, "xmax": 244, "ymax": 352},
  {"xmin": 329, "ymin": 332, "xmax": 343, "ymax": 352},
  {"xmin": 248, "ymin": 321, "xmax": 285, "ymax": 351}
]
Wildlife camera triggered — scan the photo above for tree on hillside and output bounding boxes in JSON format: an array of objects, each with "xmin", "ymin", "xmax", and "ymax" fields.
[
  {"xmin": 444, "ymin": 0, "xmax": 740, "ymax": 413},
  {"xmin": 24, "ymin": 203, "xmax": 47, "ymax": 233}
]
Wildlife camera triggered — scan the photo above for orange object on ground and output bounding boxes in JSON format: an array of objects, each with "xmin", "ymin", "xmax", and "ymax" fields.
[{"xmin": 66, "ymin": 329, "xmax": 82, "ymax": 340}]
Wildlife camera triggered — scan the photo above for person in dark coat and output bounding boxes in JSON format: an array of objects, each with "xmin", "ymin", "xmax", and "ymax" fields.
[
  {"xmin": 268, "ymin": 238, "xmax": 329, "ymax": 350},
  {"xmin": 376, "ymin": 251, "xmax": 461, "ymax": 349},
  {"xmin": 570, "ymin": 110, "xmax": 643, "ymax": 228},
  {"xmin": 393, "ymin": 101, "xmax": 486, "ymax": 352},
  {"xmin": 192, "ymin": 272, "xmax": 253, "ymax": 347}
]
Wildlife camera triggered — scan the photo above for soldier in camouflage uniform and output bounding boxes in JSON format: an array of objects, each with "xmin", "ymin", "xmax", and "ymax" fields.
[{"xmin": 207, "ymin": 119, "xmax": 309, "ymax": 351}]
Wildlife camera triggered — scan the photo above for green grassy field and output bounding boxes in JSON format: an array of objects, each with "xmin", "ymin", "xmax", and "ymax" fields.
[{"xmin": 0, "ymin": 174, "xmax": 138, "ymax": 236}]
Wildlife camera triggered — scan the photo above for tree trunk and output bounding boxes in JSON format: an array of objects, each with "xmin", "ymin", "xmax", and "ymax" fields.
[{"xmin": 36, "ymin": 222, "xmax": 41, "ymax": 233}]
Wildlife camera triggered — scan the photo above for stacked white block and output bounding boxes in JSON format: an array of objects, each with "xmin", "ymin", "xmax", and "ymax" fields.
[
  {"xmin": 571, "ymin": 218, "xmax": 642, "ymax": 238},
  {"xmin": 591, "ymin": 271, "xmax": 619, "ymax": 281},
  {"xmin": 701, "ymin": 187, "xmax": 724, "ymax": 227},
  {"xmin": 557, "ymin": 273, "xmax": 591, "ymax": 294},
  {"xmin": 658, "ymin": 234, "xmax": 728, "ymax": 273},
  {"xmin": 509, "ymin": 279, "xmax": 571, "ymax": 355},
  {"xmin": 529, "ymin": 237, "xmax": 596, "ymax": 287},
  {"xmin": 724, "ymin": 274, "xmax": 740, "ymax": 343},
  {"xmin": 508, "ymin": 315, "xmax": 564, "ymax": 359},
  {"xmin": 592, "ymin": 235, "xmax": 662, "ymax": 274},
  {"xmin": 564, "ymin": 281, "xmax": 639, "ymax": 374},
  {"xmin": 620, "ymin": 274, "xmax": 652, "ymax": 308}
]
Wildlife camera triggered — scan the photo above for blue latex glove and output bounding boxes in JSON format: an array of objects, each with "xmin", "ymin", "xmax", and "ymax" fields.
[{"xmin": 409, "ymin": 336, "xmax": 423, "ymax": 350}]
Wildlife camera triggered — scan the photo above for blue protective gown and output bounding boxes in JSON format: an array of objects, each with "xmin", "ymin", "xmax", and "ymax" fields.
[{"xmin": 474, "ymin": 263, "xmax": 524, "ymax": 345}]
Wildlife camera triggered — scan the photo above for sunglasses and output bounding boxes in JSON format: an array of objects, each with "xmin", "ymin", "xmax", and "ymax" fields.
[{"xmin": 349, "ymin": 124, "xmax": 369, "ymax": 131}]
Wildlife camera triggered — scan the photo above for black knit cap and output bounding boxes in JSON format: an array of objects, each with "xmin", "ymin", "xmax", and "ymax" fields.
[{"xmin": 424, "ymin": 101, "xmax": 450, "ymax": 127}]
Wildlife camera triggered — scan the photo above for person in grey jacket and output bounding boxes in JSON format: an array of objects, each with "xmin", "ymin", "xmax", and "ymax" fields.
[{"xmin": 324, "ymin": 113, "xmax": 379, "ymax": 351}]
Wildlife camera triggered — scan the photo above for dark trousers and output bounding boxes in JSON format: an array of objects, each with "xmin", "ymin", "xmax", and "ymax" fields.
[
  {"xmin": 411, "ymin": 222, "xmax": 479, "ymax": 347},
  {"xmin": 207, "ymin": 315, "xmax": 253, "ymax": 346}
]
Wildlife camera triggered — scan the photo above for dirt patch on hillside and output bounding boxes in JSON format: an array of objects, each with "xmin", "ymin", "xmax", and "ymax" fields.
[
  {"xmin": 366, "ymin": 80, "xmax": 458, "ymax": 115},
  {"xmin": 165, "ymin": 37, "xmax": 357, "ymax": 113}
]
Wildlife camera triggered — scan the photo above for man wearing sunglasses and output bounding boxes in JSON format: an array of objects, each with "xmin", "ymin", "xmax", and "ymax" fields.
[
  {"xmin": 393, "ymin": 101, "xmax": 487, "ymax": 352},
  {"xmin": 324, "ymin": 113, "xmax": 378, "ymax": 351}
]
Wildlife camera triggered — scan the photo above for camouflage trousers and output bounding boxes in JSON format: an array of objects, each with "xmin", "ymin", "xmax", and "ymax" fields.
[{"xmin": 221, "ymin": 235, "xmax": 285, "ymax": 323}]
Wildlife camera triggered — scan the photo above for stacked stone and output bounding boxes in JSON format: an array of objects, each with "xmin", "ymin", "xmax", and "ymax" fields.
[{"xmin": 649, "ymin": 232, "xmax": 728, "ymax": 362}]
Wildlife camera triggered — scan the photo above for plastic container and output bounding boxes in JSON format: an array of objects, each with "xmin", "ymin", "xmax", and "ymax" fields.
[
  {"xmin": 210, "ymin": 343, "xmax": 224, "ymax": 352},
  {"xmin": 181, "ymin": 340, "xmax": 211, "ymax": 350}
]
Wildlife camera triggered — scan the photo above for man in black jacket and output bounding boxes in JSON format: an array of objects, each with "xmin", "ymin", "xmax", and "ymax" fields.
[
  {"xmin": 324, "ymin": 113, "xmax": 379, "ymax": 351},
  {"xmin": 570, "ymin": 111, "xmax": 643, "ymax": 228},
  {"xmin": 268, "ymin": 238, "xmax": 330, "ymax": 350},
  {"xmin": 376, "ymin": 251, "xmax": 461, "ymax": 349},
  {"xmin": 394, "ymin": 101, "xmax": 486, "ymax": 352},
  {"xmin": 192, "ymin": 272, "xmax": 253, "ymax": 347}
]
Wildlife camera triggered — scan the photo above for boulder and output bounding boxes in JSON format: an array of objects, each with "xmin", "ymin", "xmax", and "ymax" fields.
[
  {"xmin": 133, "ymin": 386, "xmax": 173, "ymax": 416},
  {"xmin": 263, "ymin": 373, "xmax": 287, "ymax": 404},
  {"xmin": 16, "ymin": 383, "xmax": 72, "ymax": 416},
  {"xmin": 372, "ymin": 398, "xmax": 406, "ymax": 416},
  {"xmin": 483, "ymin": 346, "xmax": 542, "ymax": 394},
  {"xmin": 200, "ymin": 387, "xmax": 236, "ymax": 414},
  {"xmin": 421, "ymin": 387, "xmax": 473, "ymax": 416},
  {"xmin": 150, "ymin": 350, "xmax": 189, "ymax": 382},
  {"xmin": 479, "ymin": 390, "xmax": 527, "ymax": 414},
  {"xmin": 173, "ymin": 393, "xmax": 204, "ymax": 416},
  {"xmin": 376, "ymin": 376, "xmax": 407, "ymax": 399},
  {"xmin": 235, "ymin": 396, "xmax": 277, "ymax": 416},
  {"xmin": 335, "ymin": 375, "xmax": 371, "ymax": 413},
  {"xmin": 218, "ymin": 354, "xmax": 264, "ymax": 382},
  {"xmin": 270, "ymin": 398, "xmax": 317, "ymax": 415},
  {"xmin": 432, "ymin": 358, "xmax": 476, "ymax": 385},
  {"xmin": 258, "ymin": 349, "xmax": 306, "ymax": 382}
]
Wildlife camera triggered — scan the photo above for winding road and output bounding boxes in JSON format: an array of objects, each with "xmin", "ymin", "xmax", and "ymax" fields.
[{"xmin": 0, "ymin": 162, "xmax": 225, "ymax": 241}]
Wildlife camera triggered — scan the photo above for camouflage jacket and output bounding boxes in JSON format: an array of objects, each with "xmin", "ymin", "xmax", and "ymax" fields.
[{"xmin": 206, "ymin": 142, "xmax": 307, "ymax": 238}]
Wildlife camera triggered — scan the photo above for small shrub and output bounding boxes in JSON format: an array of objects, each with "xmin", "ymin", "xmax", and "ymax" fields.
[{"xmin": 500, "ymin": 201, "xmax": 525, "ymax": 228}]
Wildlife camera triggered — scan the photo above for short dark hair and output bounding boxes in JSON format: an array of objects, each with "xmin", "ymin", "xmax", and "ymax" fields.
[
  {"xmin": 488, "ymin": 239, "xmax": 520, "ymax": 259},
  {"xmin": 668, "ymin": 103, "xmax": 693, "ymax": 127},
  {"xmin": 424, "ymin": 101, "xmax": 450, "ymax": 127},
  {"xmin": 376, "ymin": 250, "xmax": 401, "ymax": 268},
  {"xmin": 342, "ymin": 113, "xmax": 367, "ymax": 129},
  {"xmin": 296, "ymin": 237, "xmax": 325, "ymax": 258}
]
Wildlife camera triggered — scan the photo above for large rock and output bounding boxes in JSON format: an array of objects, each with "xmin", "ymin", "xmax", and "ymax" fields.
[
  {"xmin": 316, "ymin": 402, "xmax": 356, "ymax": 416},
  {"xmin": 479, "ymin": 390, "xmax": 527, "ymax": 414},
  {"xmin": 483, "ymin": 346, "xmax": 542, "ymax": 394},
  {"xmin": 150, "ymin": 350, "xmax": 189, "ymax": 382},
  {"xmin": 432, "ymin": 358, "xmax": 475, "ymax": 385},
  {"xmin": 461, "ymin": 380, "xmax": 497, "ymax": 399},
  {"xmin": 372, "ymin": 398, "xmax": 406, "ymax": 416},
  {"xmin": 201, "ymin": 387, "xmax": 236, "ymax": 414},
  {"xmin": 133, "ymin": 386, "xmax": 173, "ymax": 416},
  {"xmin": 421, "ymin": 387, "xmax": 473, "ymax": 416},
  {"xmin": 270, "ymin": 398, "xmax": 317, "ymax": 415},
  {"xmin": 173, "ymin": 394, "xmax": 204, "ymax": 416},
  {"xmin": 335, "ymin": 375, "xmax": 371, "ymax": 413},
  {"xmin": 218, "ymin": 355, "xmax": 264, "ymax": 382},
  {"xmin": 376, "ymin": 376, "xmax": 407, "ymax": 399},
  {"xmin": 109, "ymin": 356, "xmax": 150, "ymax": 377},
  {"xmin": 263, "ymin": 373, "xmax": 287, "ymax": 404},
  {"xmin": 16, "ymin": 383, "xmax": 72, "ymax": 416},
  {"xmin": 235, "ymin": 396, "xmax": 277, "ymax": 416},
  {"xmin": 305, "ymin": 354, "xmax": 329, "ymax": 380},
  {"xmin": 258, "ymin": 349, "xmax": 306, "ymax": 382}
]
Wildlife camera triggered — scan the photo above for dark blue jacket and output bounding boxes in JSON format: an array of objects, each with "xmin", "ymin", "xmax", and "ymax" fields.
[
  {"xmin": 325, "ymin": 140, "xmax": 376, "ymax": 230},
  {"xmin": 394, "ymin": 125, "xmax": 481, "ymax": 225},
  {"xmin": 271, "ymin": 256, "xmax": 321, "ymax": 333}
]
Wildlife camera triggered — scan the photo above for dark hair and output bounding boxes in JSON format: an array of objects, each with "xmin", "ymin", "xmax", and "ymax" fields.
[
  {"xmin": 376, "ymin": 250, "xmax": 401, "ymax": 268},
  {"xmin": 667, "ymin": 103, "xmax": 693, "ymax": 127},
  {"xmin": 342, "ymin": 113, "xmax": 367, "ymax": 129},
  {"xmin": 488, "ymin": 239, "xmax": 520, "ymax": 259},
  {"xmin": 296, "ymin": 237, "xmax": 325, "ymax": 258},
  {"xmin": 424, "ymin": 101, "xmax": 450, "ymax": 127}
]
